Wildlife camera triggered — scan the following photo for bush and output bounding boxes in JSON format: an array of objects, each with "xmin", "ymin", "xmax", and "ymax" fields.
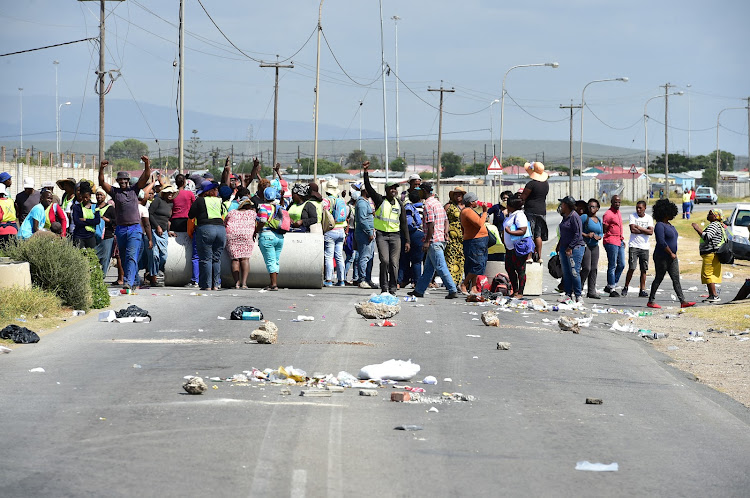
[
  {"xmin": 0, "ymin": 286, "xmax": 62, "ymax": 325},
  {"xmin": 82, "ymin": 248, "xmax": 110, "ymax": 309},
  {"xmin": 2, "ymin": 237, "xmax": 92, "ymax": 310}
]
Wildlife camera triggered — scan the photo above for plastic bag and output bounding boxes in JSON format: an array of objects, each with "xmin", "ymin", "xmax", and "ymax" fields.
[
  {"xmin": 230, "ymin": 306, "xmax": 264, "ymax": 320},
  {"xmin": 368, "ymin": 293, "xmax": 399, "ymax": 306},
  {"xmin": 115, "ymin": 305, "xmax": 151, "ymax": 319},
  {"xmin": 358, "ymin": 359, "xmax": 421, "ymax": 381},
  {"xmin": 0, "ymin": 324, "xmax": 40, "ymax": 344}
]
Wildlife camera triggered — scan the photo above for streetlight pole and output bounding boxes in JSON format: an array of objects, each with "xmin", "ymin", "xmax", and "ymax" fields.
[
  {"xmin": 716, "ymin": 106, "xmax": 747, "ymax": 190},
  {"xmin": 53, "ymin": 60, "xmax": 59, "ymax": 166},
  {"xmin": 580, "ymin": 77, "xmax": 628, "ymax": 198},
  {"xmin": 57, "ymin": 101, "xmax": 71, "ymax": 167},
  {"xmin": 392, "ymin": 15, "xmax": 401, "ymax": 158},
  {"xmin": 378, "ymin": 0, "xmax": 389, "ymax": 182},
  {"xmin": 686, "ymin": 83, "xmax": 692, "ymax": 158},
  {"xmin": 18, "ymin": 88, "xmax": 23, "ymax": 154},
  {"xmin": 644, "ymin": 92, "xmax": 682, "ymax": 200},
  {"xmin": 489, "ymin": 99, "xmax": 499, "ymax": 157},
  {"xmin": 359, "ymin": 100, "xmax": 363, "ymax": 152},
  {"xmin": 313, "ymin": 0, "xmax": 325, "ymax": 181},
  {"xmin": 499, "ymin": 62, "xmax": 558, "ymax": 175}
]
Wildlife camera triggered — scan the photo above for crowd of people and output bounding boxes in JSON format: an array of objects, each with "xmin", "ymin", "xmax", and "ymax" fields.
[{"xmin": 0, "ymin": 160, "xmax": 731, "ymax": 304}]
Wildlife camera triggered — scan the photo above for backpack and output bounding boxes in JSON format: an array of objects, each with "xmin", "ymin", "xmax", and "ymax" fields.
[
  {"xmin": 716, "ymin": 225, "xmax": 734, "ymax": 264},
  {"xmin": 266, "ymin": 204, "xmax": 291, "ymax": 233},
  {"xmin": 548, "ymin": 254, "xmax": 563, "ymax": 279},
  {"xmin": 485, "ymin": 223, "xmax": 501, "ymax": 247},
  {"xmin": 490, "ymin": 273, "xmax": 512, "ymax": 296},
  {"xmin": 332, "ymin": 197, "xmax": 348, "ymax": 223},
  {"xmin": 405, "ymin": 203, "xmax": 423, "ymax": 233},
  {"xmin": 321, "ymin": 207, "xmax": 335, "ymax": 233}
]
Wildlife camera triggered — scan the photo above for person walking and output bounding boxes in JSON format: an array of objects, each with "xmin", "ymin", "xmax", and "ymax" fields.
[
  {"xmin": 459, "ymin": 192, "xmax": 489, "ymax": 295},
  {"xmin": 520, "ymin": 161, "xmax": 550, "ymax": 262},
  {"xmin": 98, "ymin": 157, "xmax": 151, "ymax": 290},
  {"xmin": 557, "ymin": 196, "xmax": 586, "ymax": 304},
  {"xmin": 408, "ymin": 183, "xmax": 459, "ymax": 299},
  {"xmin": 503, "ymin": 196, "xmax": 533, "ymax": 298},
  {"xmin": 602, "ymin": 195, "xmax": 625, "ymax": 297},
  {"xmin": 622, "ymin": 200, "xmax": 654, "ymax": 297},
  {"xmin": 692, "ymin": 209, "xmax": 726, "ymax": 303},
  {"xmin": 648, "ymin": 199, "xmax": 696, "ymax": 309},
  {"xmin": 224, "ymin": 197, "xmax": 257, "ymax": 289},
  {"xmin": 363, "ymin": 161, "xmax": 410, "ymax": 295},
  {"xmin": 445, "ymin": 187, "xmax": 466, "ymax": 291},
  {"xmin": 188, "ymin": 180, "xmax": 227, "ymax": 291},
  {"xmin": 354, "ymin": 182, "xmax": 376, "ymax": 289},
  {"xmin": 681, "ymin": 189, "xmax": 692, "ymax": 219},
  {"xmin": 579, "ymin": 199, "xmax": 603, "ymax": 299}
]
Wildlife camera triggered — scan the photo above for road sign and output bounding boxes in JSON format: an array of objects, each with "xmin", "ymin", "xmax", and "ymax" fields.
[
  {"xmin": 629, "ymin": 165, "xmax": 638, "ymax": 174},
  {"xmin": 487, "ymin": 156, "xmax": 502, "ymax": 176}
]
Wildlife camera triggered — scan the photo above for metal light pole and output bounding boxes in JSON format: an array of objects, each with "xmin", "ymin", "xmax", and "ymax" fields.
[
  {"xmin": 499, "ymin": 62, "xmax": 558, "ymax": 173},
  {"xmin": 580, "ymin": 77, "xmax": 628, "ymax": 198},
  {"xmin": 489, "ymin": 99, "xmax": 499, "ymax": 156},
  {"xmin": 358, "ymin": 100, "xmax": 363, "ymax": 151},
  {"xmin": 53, "ymin": 60, "xmax": 59, "ymax": 166},
  {"xmin": 716, "ymin": 107, "xmax": 747, "ymax": 189},
  {"xmin": 392, "ymin": 15, "xmax": 401, "ymax": 158},
  {"xmin": 378, "ymin": 0, "xmax": 390, "ymax": 182},
  {"xmin": 57, "ymin": 101, "xmax": 71, "ymax": 166},
  {"xmin": 313, "ymin": 0, "xmax": 325, "ymax": 181},
  {"xmin": 178, "ymin": 0, "xmax": 185, "ymax": 174},
  {"xmin": 18, "ymin": 88, "xmax": 23, "ymax": 154},
  {"xmin": 644, "ymin": 91, "xmax": 682, "ymax": 200}
]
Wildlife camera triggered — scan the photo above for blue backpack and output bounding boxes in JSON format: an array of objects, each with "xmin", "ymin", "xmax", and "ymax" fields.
[{"xmin": 332, "ymin": 197, "xmax": 348, "ymax": 223}]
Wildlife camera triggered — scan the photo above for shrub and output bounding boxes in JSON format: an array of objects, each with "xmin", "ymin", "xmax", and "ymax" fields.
[
  {"xmin": 2, "ymin": 237, "xmax": 92, "ymax": 310},
  {"xmin": 0, "ymin": 285, "xmax": 62, "ymax": 325},
  {"xmin": 82, "ymin": 248, "xmax": 110, "ymax": 309}
]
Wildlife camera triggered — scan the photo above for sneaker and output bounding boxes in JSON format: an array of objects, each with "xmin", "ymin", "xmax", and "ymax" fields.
[
  {"xmin": 586, "ymin": 293, "xmax": 601, "ymax": 299},
  {"xmin": 575, "ymin": 296, "xmax": 584, "ymax": 305},
  {"xmin": 184, "ymin": 281, "xmax": 198, "ymax": 288},
  {"xmin": 704, "ymin": 296, "xmax": 721, "ymax": 303},
  {"xmin": 609, "ymin": 290, "xmax": 620, "ymax": 297},
  {"xmin": 358, "ymin": 281, "xmax": 372, "ymax": 289},
  {"xmin": 558, "ymin": 295, "xmax": 573, "ymax": 304},
  {"xmin": 408, "ymin": 290, "xmax": 424, "ymax": 298},
  {"xmin": 323, "ymin": 281, "xmax": 333, "ymax": 287},
  {"xmin": 680, "ymin": 301, "xmax": 696, "ymax": 308},
  {"xmin": 555, "ymin": 285, "xmax": 564, "ymax": 293},
  {"xmin": 604, "ymin": 285, "xmax": 612, "ymax": 293},
  {"xmin": 445, "ymin": 292, "xmax": 460, "ymax": 299},
  {"xmin": 336, "ymin": 281, "xmax": 346, "ymax": 287},
  {"xmin": 647, "ymin": 301, "xmax": 661, "ymax": 309},
  {"xmin": 621, "ymin": 287, "xmax": 628, "ymax": 297},
  {"xmin": 638, "ymin": 290, "xmax": 649, "ymax": 298}
]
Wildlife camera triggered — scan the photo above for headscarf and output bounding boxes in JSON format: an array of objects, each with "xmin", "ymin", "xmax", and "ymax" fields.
[
  {"xmin": 710, "ymin": 208, "xmax": 723, "ymax": 221},
  {"xmin": 292, "ymin": 183, "xmax": 310, "ymax": 198},
  {"xmin": 185, "ymin": 179, "xmax": 196, "ymax": 193}
]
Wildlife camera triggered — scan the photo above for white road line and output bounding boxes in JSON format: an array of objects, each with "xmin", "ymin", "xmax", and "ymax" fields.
[
  {"xmin": 290, "ymin": 469, "xmax": 307, "ymax": 498},
  {"xmin": 327, "ymin": 406, "xmax": 343, "ymax": 498}
]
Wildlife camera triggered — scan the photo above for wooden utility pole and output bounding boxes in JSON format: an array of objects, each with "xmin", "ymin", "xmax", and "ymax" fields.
[
  {"xmin": 661, "ymin": 82, "xmax": 674, "ymax": 197},
  {"xmin": 428, "ymin": 82, "xmax": 454, "ymax": 192},
  {"xmin": 260, "ymin": 57, "xmax": 294, "ymax": 168},
  {"xmin": 560, "ymin": 102, "xmax": 581, "ymax": 196}
]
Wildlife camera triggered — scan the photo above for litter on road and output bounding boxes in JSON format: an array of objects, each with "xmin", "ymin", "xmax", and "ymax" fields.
[
  {"xmin": 575, "ymin": 461, "xmax": 619, "ymax": 472},
  {"xmin": 359, "ymin": 359, "xmax": 420, "ymax": 381},
  {"xmin": 0, "ymin": 324, "xmax": 40, "ymax": 344},
  {"xmin": 28, "ymin": 367, "xmax": 45, "ymax": 373}
]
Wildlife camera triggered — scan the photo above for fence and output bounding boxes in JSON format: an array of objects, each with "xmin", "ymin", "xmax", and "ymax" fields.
[
  {"xmin": 718, "ymin": 181, "xmax": 750, "ymax": 199},
  {"xmin": 0, "ymin": 161, "xmax": 112, "ymax": 198}
]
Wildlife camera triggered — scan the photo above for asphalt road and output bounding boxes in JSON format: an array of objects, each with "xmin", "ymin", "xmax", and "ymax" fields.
[{"xmin": 2, "ymin": 263, "xmax": 749, "ymax": 496}]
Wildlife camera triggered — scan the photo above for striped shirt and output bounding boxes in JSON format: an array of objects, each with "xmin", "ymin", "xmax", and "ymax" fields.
[
  {"xmin": 422, "ymin": 196, "xmax": 447, "ymax": 243},
  {"xmin": 700, "ymin": 221, "xmax": 724, "ymax": 254}
]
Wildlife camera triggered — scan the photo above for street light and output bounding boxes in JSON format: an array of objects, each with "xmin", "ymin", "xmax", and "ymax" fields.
[
  {"xmin": 489, "ymin": 99, "xmax": 499, "ymax": 156},
  {"xmin": 57, "ymin": 101, "xmax": 71, "ymax": 167},
  {"xmin": 686, "ymin": 83, "xmax": 692, "ymax": 158},
  {"xmin": 358, "ymin": 100, "xmax": 363, "ymax": 152},
  {"xmin": 53, "ymin": 60, "xmax": 59, "ymax": 165},
  {"xmin": 644, "ymin": 92, "xmax": 683, "ymax": 199},
  {"xmin": 499, "ymin": 62, "xmax": 558, "ymax": 171},
  {"xmin": 716, "ymin": 106, "xmax": 747, "ymax": 189},
  {"xmin": 392, "ymin": 15, "xmax": 401, "ymax": 158},
  {"xmin": 579, "ymin": 77, "xmax": 628, "ymax": 198}
]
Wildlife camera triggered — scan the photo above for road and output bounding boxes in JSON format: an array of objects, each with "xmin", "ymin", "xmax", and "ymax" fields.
[{"xmin": 2, "ymin": 263, "xmax": 749, "ymax": 496}]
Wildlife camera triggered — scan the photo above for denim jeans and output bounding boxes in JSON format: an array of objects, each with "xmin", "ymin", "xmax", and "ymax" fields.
[
  {"xmin": 354, "ymin": 231, "xmax": 375, "ymax": 285},
  {"xmin": 191, "ymin": 235, "xmax": 199, "ymax": 283},
  {"xmin": 345, "ymin": 249, "xmax": 360, "ymax": 283},
  {"xmin": 399, "ymin": 230, "xmax": 424, "ymax": 285},
  {"xmin": 560, "ymin": 245, "xmax": 585, "ymax": 297},
  {"xmin": 115, "ymin": 224, "xmax": 142, "ymax": 287},
  {"xmin": 96, "ymin": 236, "xmax": 115, "ymax": 275},
  {"xmin": 149, "ymin": 229, "xmax": 169, "ymax": 276},
  {"xmin": 258, "ymin": 230, "xmax": 284, "ymax": 274},
  {"xmin": 324, "ymin": 228, "xmax": 345, "ymax": 282},
  {"xmin": 604, "ymin": 241, "xmax": 625, "ymax": 287},
  {"xmin": 416, "ymin": 242, "xmax": 457, "ymax": 294},
  {"xmin": 196, "ymin": 224, "xmax": 227, "ymax": 289},
  {"xmin": 375, "ymin": 231, "xmax": 402, "ymax": 292}
]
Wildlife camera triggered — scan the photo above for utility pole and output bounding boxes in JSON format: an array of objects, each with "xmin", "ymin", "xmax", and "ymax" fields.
[
  {"xmin": 178, "ymin": 0, "xmax": 185, "ymax": 174},
  {"xmin": 661, "ymin": 82, "xmax": 674, "ymax": 198},
  {"xmin": 297, "ymin": 145, "xmax": 300, "ymax": 181},
  {"xmin": 260, "ymin": 56, "xmax": 294, "ymax": 169},
  {"xmin": 560, "ymin": 102, "xmax": 581, "ymax": 195},
  {"xmin": 747, "ymin": 97, "xmax": 750, "ymax": 171},
  {"xmin": 378, "ymin": 0, "xmax": 389, "ymax": 182},
  {"xmin": 428, "ymin": 82, "xmax": 454, "ymax": 192},
  {"xmin": 392, "ymin": 15, "xmax": 401, "ymax": 158},
  {"xmin": 313, "ymin": 0, "xmax": 324, "ymax": 181}
]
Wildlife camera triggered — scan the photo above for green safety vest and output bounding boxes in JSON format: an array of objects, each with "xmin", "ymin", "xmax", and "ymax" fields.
[
  {"xmin": 310, "ymin": 200, "xmax": 323, "ymax": 224},
  {"xmin": 204, "ymin": 196, "xmax": 226, "ymax": 221},
  {"xmin": 0, "ymin": 197, "xmax": 16, "ymax": 223},
  {"xmin": 288, "ymin": 202, "xmax": 304, "ymax": 222},
  {"xmin": 81, "ymin": 205, "xmax": 95, "ymax": 232},
  {"xmin": 373, "ymin": 198, "xmax": 401, "ymax": 233}
]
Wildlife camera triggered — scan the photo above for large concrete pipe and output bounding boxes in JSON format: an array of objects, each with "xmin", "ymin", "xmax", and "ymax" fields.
[
  {"xmin": 164, "ymin": 231, "xmax": 324, "ymax": 288},
  {"xmin": 0, "ymin": 258, "xmax": 32, "ymax": 289}
]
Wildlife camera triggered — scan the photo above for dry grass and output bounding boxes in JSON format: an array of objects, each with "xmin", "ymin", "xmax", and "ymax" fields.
[
  {"xmin": 683, "ymin": 301, "xmax": 750, "ymax": 330},
  {"xmin": 0, "ymin": 286, "xmax": 66, "ymax": 346}
]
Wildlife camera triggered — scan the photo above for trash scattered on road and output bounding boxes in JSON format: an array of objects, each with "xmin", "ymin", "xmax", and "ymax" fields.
[
  {"xmin": 466, "ymin": 334, "xmax": 481, "ymax": 338},
  {"xmin": 403, "ymin": 296, "xmax": 417, "ymax": 302},
  {"xmin": 558, "ymin": 316, "xmax": 581, "ymax": 334},
  {"xmin": 686, "ymin": 336, "xmax": 705, "ymax": 342},
  {"xmin": 391, "ymin": 392, "xmax": 411, "ymax": 402},
  {"xmin": 371, "ymin": 320, "xmax": 396, "ymax": 327},
  {"xmin": 28, "ymin": 367, "xmax": 45, "ymax": 373},
  {"xmin": 443, "ymin": 378, "xmax": 452, "ymax": 382},
  {"xmin": 575, "ymin": 461, "xmax": 618, "ymax": 472},
  {"xmin": 404, "ymin": 386, "xmax": 426, "ymax": 393},
  {"xmin": 359, "ymin": 359, "xmax": 420, "ymax": 381},
  {"xmin": 359, "ymin": 389, "xmax": 378, "ymax": 396},
  {"xmin": 481, "ymin": 311, "xmax": 500, "ymax": 327},
  {"xmin": 668, "ymin": 346, "xmax": 679, "ymax": 351},
  {"xmin": 231, "ymin": 306, "xmax": 263, "ymax": 320},
  {"xmin": 724, "ymin": 272, "xmax": 734, "ymax": 278},
  {"xmin": 610, "ymin": 321, "xmax": 636, "ymax": 333},
  {"xmin": 250, "ymin": 321, "xmax": 278, "ymax": 344},
  {"xmin": 217, "ymin": 316, "xmax": 227, "ymax": 320},
  {"xmin": 422, "ymin": 376, "xmax": 437, "ymax": 385},
  {"xmin": 0, "ymin": 346, "xmax": 11, "ymax": 354},
  {"xmin": 585, "ymin": 398, "xmax": 603, "ymax": 405},
  {"xmin": 644, "ymin": 332, "xmax": 669, "ymax": 340},
  {"xmin": 689, "ymin": 331, "xmax": 704, "ymax": 337},
  {"xmin": 428, "ymin": 407, "xmax": 439, "ymax": 413},
  {"xmin": 113, "ymin": 305, "xmax": 151, "ymax": 322},
  {"xmin": 0, "ymin": 324, "xmax": 40, "ymax": 344},
  {"xmin": 394, "ymin": 424, "xmax": 422, "ymax": 431},
  {"xmin": 293, "ymin": 315, "xmax": 315, "ymax": 322},
  {"xmin": 72, "ymin": 310, "xmax": 85, "ymax": 316},
  {"xmin": 133, "ymin": 364, "xmax": 142, "ymax": 369},
  {"xmin": 496, "ymin": 342, "xmax": 511, "ymax": 350}
]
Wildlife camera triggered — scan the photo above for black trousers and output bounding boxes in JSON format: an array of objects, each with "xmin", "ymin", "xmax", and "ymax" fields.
[
  {"xmin": 649, "ymin": 256, "xmax": 684, "ymax": 302},
  {"xmin": 580, "ymin": 245, "xmax": 599, "ymax": 295},
  {"xmin": 375, "ymin": 231, "xmax": 401, "ymax": 292}
]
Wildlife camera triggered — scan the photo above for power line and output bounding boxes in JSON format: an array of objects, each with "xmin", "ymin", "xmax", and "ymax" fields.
[
  {"xmin": 0, "ymin": 37, "xmax": 97, "ymax": 58},
  {"xmin": 320, "ymin": 28, "xmax": 383, "ymax": 87},
  {"xmin": 504, "ymin": 92, "xmax": 570, "ymax": 123},
  {"xmin": 584, "ymin": 103, "xmax": 641, "ymax": 130}
]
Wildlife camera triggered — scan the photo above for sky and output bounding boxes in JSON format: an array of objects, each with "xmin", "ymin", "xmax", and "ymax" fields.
[{"xmin": 1, "ymin": 0, "xmax": 749, "ymax": 162}]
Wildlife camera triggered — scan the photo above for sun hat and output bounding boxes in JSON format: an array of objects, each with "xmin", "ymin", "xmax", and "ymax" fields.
[
  {"xmin": 237, "ymin": 196, "xmax": 253, "ymax": 209},
  {"xmin": 524, "ymin": 161, "xmax": 549, "ymax": 182},
  {"xmin": 463, "ymin": 192, "xmax": 478, "ymax": 204},
  {"xmin": 160, "ymin": 184, "xmax": 177, "ymax": 194},
  {"xmin": 116, "ymin": 171, "xmax": 130, "ymax": 180},
  {"xmin": 202, "ymin": 172, "xmax": 214, "ymax": 180},
  {"xmin": 408, "ymin": 173, "xmax": 421, "ymax": 181},
  {"xmin": 41, "ymin": 181, "xmax": 55, "ymax": 190},
  {"xmin": 449, "ymin": 186, "xmax": 467, "ymax": 197},
  {"xmin": 0, "ymin": 172, "xmax": 11, "ymax": 183},
  {"xmin": 709, "ymin": 208, "xmax": 724, "ymax": 221},
  {"xmin": 56, "ymin": 177, "xmax": 76, "ymax": 189},
  {"xmin": 385, "ymin": 179, "xmax": 401, "ymax": 189},
  {"xmin": 308, "ymin": 182, "xmax": 323, "ymax": 201},
  {"xmin": 196, "ymin": 180, "xmax": 219, "ymax": 195}
]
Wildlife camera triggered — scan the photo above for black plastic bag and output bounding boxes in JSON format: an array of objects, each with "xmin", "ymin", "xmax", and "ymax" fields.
[
  {"xmin": 0, "ymin": 324, "xmax": 40, "ymax": 344},
  {"xmin": 115, "ymin": 305, "xmax": 151, "ymax": 320},
  {"xmin": 548, "ymin": 254, "xmax": 563, "ymax": 279},
  {"xmin": 230, "ymin": 306, "xmax": 264, "ymax": 320}
]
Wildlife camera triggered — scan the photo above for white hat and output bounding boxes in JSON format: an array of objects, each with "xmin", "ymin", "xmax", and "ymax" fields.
[
  {"xmin": 41, "ymin": 181, "xmax": 55, "ymax": 189},
  {"xmin": 23, "ymin": 177, "xmax": 34, "ymax": 189},
  {"xmin": 0, "ymin": 184, "xmax": 6, "ymax": 196},
  {"xmin": 408, "ymin": 173, "xmax": 421, "ymax": 181}
]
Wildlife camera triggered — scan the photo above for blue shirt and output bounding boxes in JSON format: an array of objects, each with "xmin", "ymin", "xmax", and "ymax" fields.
[
  {"xmin": 18, "ymin": 204, "xmax": 46, "ymax": 239},
  {"xmin": 354, "ymin": 197, "xmax": 374, "ymax": 236},
  {"xmin": 654, "ymin": 221, "xmax": 678, "ymax": 259},
  {"xmin": 559, "ymin": 211, "xmax": 584, "ymax": 250},
  {"xmin": 580, "ymin": 214, "xmax": 603, "ymax": 249}
]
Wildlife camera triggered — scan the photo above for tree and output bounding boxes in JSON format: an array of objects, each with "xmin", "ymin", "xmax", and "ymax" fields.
[
  {"xmin": 185, "ymin": 129, "xmax": 206, "ymax": 171},
  {"xmin": 346, "ymin": 149, "xmax": 368, "ymax": 167},
  {"xmin": 465, "ymin": 162, "xmax": 487, "ymax": 175},
  {"xmin": 441, "ymin": 152, "xmax": 463, "ymax": 178},
  {"xmin": 701, "ymin": 166, "xmax": 717, "ymax": 189},
  {"xmin": 368, "ymin": 155, "xmax": 382, "ymax": 170},
  {"xmin": 419, "ymin": 171, "xmax": 435, "ymax": 180},
  {"xmin": 390, "ymin": 156, "xmax": 407, "ymax": 172},
  {"xmin": 106, "ymin": 138, "xmax": 149, "ymax": 161},
  {"xmin": 503, "ymin": 156, "xmax": 527, "ymax": 167},
  {"xmin": 296, "ymin": 158, "xmax": 344, "ymax": 176}
]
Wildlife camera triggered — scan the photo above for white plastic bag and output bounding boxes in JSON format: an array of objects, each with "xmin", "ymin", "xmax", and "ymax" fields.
[{"xmin": 358, "ymin": 359, "xmax": 421, "ymax": 381}]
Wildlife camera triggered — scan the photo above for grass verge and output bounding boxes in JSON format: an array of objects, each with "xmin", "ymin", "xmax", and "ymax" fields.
[
  {"xmin": 683, "ymin": 301, "xmax": 750, "ymax": 331},
  {"xmin": 0, "ymin": 286, "xmax": 65, "ymax": 346}
]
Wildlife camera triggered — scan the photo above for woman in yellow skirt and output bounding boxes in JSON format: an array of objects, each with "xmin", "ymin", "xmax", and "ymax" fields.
[
  {"xmin": 692, "ymin": 208, "xmax": 725, "ymax": 303},
  {"xmin": 444, "ymin": 187, "xmax": 466, "ymax": 292}
]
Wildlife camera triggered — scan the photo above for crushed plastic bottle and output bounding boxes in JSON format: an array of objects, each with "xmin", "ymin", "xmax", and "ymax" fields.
[{"xmin": 638, "ymin": 311, "xmax": 653, "ymax": 317}]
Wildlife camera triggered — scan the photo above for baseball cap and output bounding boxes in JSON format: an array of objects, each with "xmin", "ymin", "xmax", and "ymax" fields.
[
  {"xmin": 558, "ymin": 195, "xmax": 576, "ymax": 207},
  {"xmin": 23, "ymin": 177, "xmax": 34, "ymax": 189}
]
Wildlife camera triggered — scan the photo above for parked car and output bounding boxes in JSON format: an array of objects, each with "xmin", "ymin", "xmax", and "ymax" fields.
[
  {"xmin": 694, "ymin": 186, "xmax": 718, "ymax": 204},
  {"xmin": 727, "ymin": 204, "xmax": 750, "ymax": 261}
]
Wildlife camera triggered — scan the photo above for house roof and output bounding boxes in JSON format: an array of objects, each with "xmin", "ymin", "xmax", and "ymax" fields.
[{"xmin": 597, "ymin": 173, "xmax": 645, "ymax": 180}]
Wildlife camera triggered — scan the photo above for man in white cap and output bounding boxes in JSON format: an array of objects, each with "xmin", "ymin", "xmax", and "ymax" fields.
[
  {"xmin": 520, "ymin": 161, "xmax": 549, "ymax": 261},
  {"xmin": 15, "ymin": 177, "xmax": 40, "ymax": 225},
  {"xmin": 400, "ymin": 173, "xmax": 422, "ymax": 203}
]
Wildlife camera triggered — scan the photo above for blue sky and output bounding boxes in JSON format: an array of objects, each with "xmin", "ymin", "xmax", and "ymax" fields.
[{"xmin": 1, "ymin": 0, "xmax": 749, "ymax": 159}]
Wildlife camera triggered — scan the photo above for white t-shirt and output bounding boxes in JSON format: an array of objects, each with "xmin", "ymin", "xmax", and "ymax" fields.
[
  {"xmin": 502, "ymin": 210, "xmax": 529, "ymax": 250},
  {"xmin": 628, "ymin": 213, "xmax": 654, "ymax": 250}
]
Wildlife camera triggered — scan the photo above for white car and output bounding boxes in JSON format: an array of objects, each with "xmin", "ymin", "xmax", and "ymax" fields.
[
  {"xmin": 728, "ymin": 204, "xmax": 750, "ymax": 240},
  {"xmin": 694, "ymin": 186, "xmax": 718, "ymax": 204}
]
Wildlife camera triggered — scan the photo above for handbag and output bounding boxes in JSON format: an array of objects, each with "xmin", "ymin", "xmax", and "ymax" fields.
[{"xmin": 548, "ymin": 254, "xmax": 563, "ymax": 279}]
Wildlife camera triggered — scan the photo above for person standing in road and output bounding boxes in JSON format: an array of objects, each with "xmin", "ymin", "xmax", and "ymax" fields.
[
  {"xmin": 188, "ymin": 180, "xmax": 227, "ymax": 291},
  {"xmin": 459, "ymin": 192, "xmax": 489, "ymax": 295},
  {"xmin": 580, "ymin": 199, "xmax": 603, "ymax": 299},
  {"xmin": 363, "ymin": 161, "xmax": 410, "ymax": 295},
  {"xmin": 70, "ymin": 182, "xmax": 100, "ymax": 249},
  {"xmin": 400, "ymin": 173, "xmax": 422, "ymax": 203},
  {"xmin": 648, "ymin": 199, "xmax": 696, "ymax": 309},
  {"xmin": 354, "ymin": 182, "xmax": 376, "ymax": 289},
  {"xmin": 502, "ymin": 196, "xmax": 532, "ymax": 298},
  {"xmin": 408, "ymin": 183, "xmax": 459, "ymax": 299},
  {"xmin": 602, "ymin": 195, "xmax": 625, "ymax": 297},
  {"xmin": 444, "ymin": 187, "xmax": 466, "ymax": 291},
  {"xmin": 557, "ymin": 196, "xmax": 586, "ymax": 305},
  {"xmin": 520, "ymin": 161, "xmax": 549, "ymax": 262},
  {"xmin": 692, "ymin": 209, "xmax": 726, "ymax": 303},
  {"xmin": 622, "ymin": 200, "xmax": 654, "ymax": 297}
]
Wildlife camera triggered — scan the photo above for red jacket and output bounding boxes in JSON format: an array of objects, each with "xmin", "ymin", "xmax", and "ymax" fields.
[{"xmin": 46, "ymin": 203, "xmax": 68, "ymax": 237}]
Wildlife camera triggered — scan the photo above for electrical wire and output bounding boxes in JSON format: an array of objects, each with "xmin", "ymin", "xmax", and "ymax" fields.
[
  {"xmin": 584, "ymin": 103, "xmax": 642, "ymax": 130},
  {"xmin": 0, "ymin": 38, "xmax": 97, "ymax": 58},
  {"xmin": 503, "ymin": 92, "xmax": 570, "ymax": 123},
  {"xmin": 389, "ymin": 67, "xmax": 491, "ymax": 116},
  {"xmin": 320, "ymin": 28, "xmax": 383, "ymax": 87}
]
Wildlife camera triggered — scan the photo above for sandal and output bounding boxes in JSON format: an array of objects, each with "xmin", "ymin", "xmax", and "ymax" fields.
[{"xmin": 263, "ymin": 285, "xmax": 279, "ymax": 291}]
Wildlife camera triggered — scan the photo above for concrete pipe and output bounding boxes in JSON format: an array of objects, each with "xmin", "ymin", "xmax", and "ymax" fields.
[
  {"xmin": 164, "ymin": 231, "xmax": 324, "ymax": 289},
  {"xmin": 0, "ymin": 259, "xmax": 32, "ymax": 289}
]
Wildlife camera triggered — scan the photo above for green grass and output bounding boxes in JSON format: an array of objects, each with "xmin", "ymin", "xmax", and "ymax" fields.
[{"xmin": 0, "ymin": 286, "xmax": 64, "ymax": 339}]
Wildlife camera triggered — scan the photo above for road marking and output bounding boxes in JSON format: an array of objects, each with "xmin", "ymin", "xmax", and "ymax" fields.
[
  {"xmin": 106, "ymin": 339, "xmax": 235, "ymax": 344},
  {"xmin": 327, "ymin": 406, "xmax": 343, "ymax": 498},
  {"xmin": 290, "ymin": 469, "xmax": 307, "ymax": 498}
]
